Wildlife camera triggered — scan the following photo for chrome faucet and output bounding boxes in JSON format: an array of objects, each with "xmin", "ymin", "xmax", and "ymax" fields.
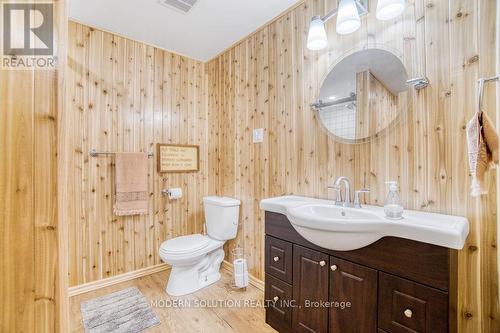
[
  {"xmin": 332, "ymin": 176, "xmax": 352, "ymax": 207},
  {"xmin": 329, "ymin": 176, "xmax": 370, "ymax": 208}
]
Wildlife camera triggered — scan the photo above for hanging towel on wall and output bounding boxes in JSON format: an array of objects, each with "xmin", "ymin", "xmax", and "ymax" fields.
[
  {"xmin": 114, "ymin": 153, "xmax": 149, "ymax": 216},
  {"xmin": 466, "ymin": 111, "xmax": 499, "ymax": 196}
]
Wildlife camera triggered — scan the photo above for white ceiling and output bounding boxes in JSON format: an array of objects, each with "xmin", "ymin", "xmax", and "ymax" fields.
[{"xmin": 69, "ymin": 0, "xmax": 301, "ymax": 62}]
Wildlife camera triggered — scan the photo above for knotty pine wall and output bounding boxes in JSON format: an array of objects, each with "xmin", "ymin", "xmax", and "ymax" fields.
[
  {"xmin": 207, "ymin": 0, "xmax": 499, "ymax": 332},
  {"xmin": 65, "ymin": 21, "xmax": 208, "ymax": 286},
  {"xmin": 1, "ymin": 1, "xmax": 68, "ymax": 332}
]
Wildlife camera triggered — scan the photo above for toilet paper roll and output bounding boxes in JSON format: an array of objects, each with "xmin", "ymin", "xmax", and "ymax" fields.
[
  {"xmin": 168, "ymin": 187, "xmax": 182, "ymax": 199},
  {"xmin": 234, "ymin": 272, "xmax": 248, "ymax": 288},
  {"xmin": 233, "ymin": 259, "xmax": 247, "ymax": 275},
  {"xmin": 233, "ymin": 259, "xmax": 249, "ymax": 288}
]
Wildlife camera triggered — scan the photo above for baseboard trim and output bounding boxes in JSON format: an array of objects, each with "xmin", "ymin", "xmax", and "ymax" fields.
[
  {"xmin": 221, "ymin": 260, "xmax": 265, "ymax": 291},
  {"xmin": 68, "ymin": 264, "xmax": 170, "ymax": 297}
]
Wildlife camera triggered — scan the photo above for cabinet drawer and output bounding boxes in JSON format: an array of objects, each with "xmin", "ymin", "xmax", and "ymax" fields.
[
  {"xmin": 265, "ymin": 236, "xmax": 293, "ymax": 284},
  {"xmin": 378, "ymin": 272, "xmax": 448, "ymax": 333},
  {"xmin": 265, "ymin": 273, "xmax": 293, "ymax": 331}
]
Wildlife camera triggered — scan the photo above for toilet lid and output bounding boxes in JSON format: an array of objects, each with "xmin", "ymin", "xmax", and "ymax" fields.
[{"xmin": 160, "ymin": 234, "xmax": 210, "ymax": 254}]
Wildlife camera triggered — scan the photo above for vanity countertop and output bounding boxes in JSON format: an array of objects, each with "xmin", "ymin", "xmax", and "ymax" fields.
[{"xmin": 260, "ymin": 195, "xmax": 469, "ymax": 250}]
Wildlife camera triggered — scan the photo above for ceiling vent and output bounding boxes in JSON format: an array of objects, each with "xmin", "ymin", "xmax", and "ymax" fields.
[{"xmin": 159, "ymin": 0, "xmax": 198, "ymax": 14}]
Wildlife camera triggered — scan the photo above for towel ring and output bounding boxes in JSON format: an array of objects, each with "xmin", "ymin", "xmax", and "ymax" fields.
[{"xmin": 478, "ymin": 75, "xmax": 499, "ymax": 113}]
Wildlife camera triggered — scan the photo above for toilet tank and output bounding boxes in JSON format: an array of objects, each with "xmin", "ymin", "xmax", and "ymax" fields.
[{"xmin": 203, "ymin": 196, "xmax": 240, "ymax": 241}]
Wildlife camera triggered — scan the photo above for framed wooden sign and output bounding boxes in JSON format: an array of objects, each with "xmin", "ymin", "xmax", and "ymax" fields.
[{"xmin": 157, "ymin": 144, "xmax": 199, "ymax": 173}]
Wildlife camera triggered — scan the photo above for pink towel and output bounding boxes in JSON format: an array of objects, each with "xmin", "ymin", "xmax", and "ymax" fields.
[{"xmin": 114, "ymin": 153, "xmax": 149, "ymax": 216}]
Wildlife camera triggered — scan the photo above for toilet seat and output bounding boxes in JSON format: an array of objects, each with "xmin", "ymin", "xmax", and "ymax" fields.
[
  {"xmin": 160, "ymin": 234, "xmax": 210, "ymax": 254},
  {"xmin": 159, "ymin": 234, "xmax": 224, "ymax": 270}
]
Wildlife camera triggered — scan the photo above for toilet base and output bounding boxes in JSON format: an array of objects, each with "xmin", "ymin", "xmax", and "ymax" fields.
[{"xmin": 166, "ymin": 248, "xmax": 225, "ymax": 296}]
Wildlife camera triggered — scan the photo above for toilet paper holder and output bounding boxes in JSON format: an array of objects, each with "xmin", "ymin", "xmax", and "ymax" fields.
[
  {"xmin": 161, "ymin": 188, "xmax": 182, "ymax": 199},
  {"xmin": 231, "ymin": 247, "xmax": 248, "ymax": 290}
]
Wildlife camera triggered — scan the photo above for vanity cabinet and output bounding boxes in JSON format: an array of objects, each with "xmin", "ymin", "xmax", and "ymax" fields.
[{"xmin": 264, "ymin": 211, "xmax": 455, "ymax": 333}]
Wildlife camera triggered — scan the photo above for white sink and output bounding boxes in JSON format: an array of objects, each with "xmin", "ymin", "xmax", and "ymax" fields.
[{"xmin": 260, "ymin": 196, "xmax": 469, "ymax": 251}]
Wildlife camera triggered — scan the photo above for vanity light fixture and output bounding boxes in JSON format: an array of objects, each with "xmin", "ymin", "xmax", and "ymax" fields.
[
  {"xmin": 307, "ymin": 0, "xmax": 405, "ymax": 51},
  {"xmin": 376, "ymin": 0, "xmax": 405, "ymax": 20},
  {"xmin": 336, "ymin": 0, "xmax": 362, "ymax": 35}
]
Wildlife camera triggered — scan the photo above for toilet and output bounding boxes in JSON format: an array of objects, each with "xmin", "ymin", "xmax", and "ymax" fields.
[{"xmin": 159, "ymin": 196, "xmax": 240, "ymax": 296}]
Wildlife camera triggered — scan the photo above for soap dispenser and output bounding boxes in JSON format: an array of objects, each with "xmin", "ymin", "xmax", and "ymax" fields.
[{"xmin": 384, "ymin": 181, "xmax": 403, "ymax": 219}]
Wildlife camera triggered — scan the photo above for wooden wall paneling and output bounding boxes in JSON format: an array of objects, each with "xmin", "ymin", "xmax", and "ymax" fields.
[
  {"xmin": 122, "ymin": 37, "xmax": 136, "ymax": 274},
  {"xmin": 478, "ymin": 0, "xmax": 499, "ymax": 330},
  {"xmin": 153, "ymin": 48, "xmax": 164, "ymax": 265},
  {"xmin": 34, "ymin": 68, "xmax": 58, "ymax": 333},
  {"xmin": 1, "ymin": 1, "xmax": 67, "ymax": 331},
  {"xmin": 256, "ymin": 27, "xmax": 270, "ymax": 278},
  {"xmin": 207, "ymin": 58, "xmax": 220, "ymax": 198},
  {"xmin": 423, "ymin": 0, "xmax": 452, "ymax": 214},
  {"xmin": 0, "ymin": 64, "xmax": 36, "ymax": 333},
  {"xmin": 244, "ymin": 34, "xmax": 256, "ymax": 276},
  {"xmin": 240, "ymin": 36, "xmax": 249, "ymax": 267},
  {"xmin": 268, "ymin": 16, "xmax": 282, "ymax": 197},
  {"xmin": 56, "ymin": 1, "xmax": 70, "ymax": 329},
  {"xmin": 86, "ymin": 27, "xmax": 101, "ymax": 282},
  {"xmin": 101, "ymin": 30, "xmax": 114, "ymax": 279},
  {"xmin": 108, "ymin": 32, "xmax": 119, "ymax": 277},
  {"xmin": 67, "ymin": 22, "xmax": 208, "ymax": 286},
  {"xmin": 132, "ymin": 42, "xmax": 145, "ymax": 270},
  {"xmin": 113, "ymin": 34, "xmax": 127, "ymax": 276},
  {"xmin": 400, "ymin": 0, "xmax": 418, "ymax": 210},
  {"xmin": 110, "ymin": 34, "xmax": 121, "ymax": 276},
  {"xmin": 449, "ymin": 1, "xmax": 481, "ymax": 331},
  {"xmin": 161, "ymin": 52, "xmax": 174, "ymax": 242},
  {"xmin": 67, "ymin": 21, "xmax": 80, "ymax": 286},
  {"xmin": 187, "ymin": 59, "xmax": 195, "ymax": 237},
  {"xmin": 143, "ymin": 44, "xmax": 156, "ymax": 268},
  {"xmin": 171, "ymin": 54, "xmax": 181, "ymax": 239}
]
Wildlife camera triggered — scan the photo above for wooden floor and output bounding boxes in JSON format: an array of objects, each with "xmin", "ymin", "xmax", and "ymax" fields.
[{"xmin": 70, "ymin": 268, "xmax": 276, "ymax": 332}]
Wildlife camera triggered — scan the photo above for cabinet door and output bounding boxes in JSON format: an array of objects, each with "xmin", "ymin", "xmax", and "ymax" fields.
[
  {"xmin": 292, "ymin": 245, "xmax": 329, "ymax": 333},
  {"xmin": 329, "ymin": 257, "xmax": 378, "ymax": 333}
]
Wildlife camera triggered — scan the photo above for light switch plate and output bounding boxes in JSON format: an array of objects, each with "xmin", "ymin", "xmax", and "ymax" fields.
[{"xmin": 253, "ymin": 128, "xmax": 264, "ymax": 143}]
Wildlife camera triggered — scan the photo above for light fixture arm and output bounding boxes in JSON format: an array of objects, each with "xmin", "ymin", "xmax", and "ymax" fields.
[{"xmin": 320, "ymin": 0, "xmax": 368, "ymax": 23}]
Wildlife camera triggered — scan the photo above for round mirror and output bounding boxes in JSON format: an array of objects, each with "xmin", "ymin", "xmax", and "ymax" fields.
[{"xmin": 313, "ymin": 48, "xmax": 408, "ymax": 143}]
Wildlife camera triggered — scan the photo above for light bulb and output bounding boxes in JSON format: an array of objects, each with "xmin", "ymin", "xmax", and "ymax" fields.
[
  {"xmin": 307, "ymin": 16, "xmax": 328, "ymax": 50},
  {"xmin": 376, "ymin": 0, "xmax": 405, "ymax": 20},
  {"xmin": 336, "ymin": 0, "xmax": 361, "ymax": 35}
]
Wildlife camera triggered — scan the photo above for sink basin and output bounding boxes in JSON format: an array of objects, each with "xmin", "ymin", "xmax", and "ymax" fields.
[
  {"xmin": 260, "ymin": 195, "xmax": 469, "ymax": 251},
  {"xmin": 287, "ymin": 204, "xmax": 386, "ymax": 250}
]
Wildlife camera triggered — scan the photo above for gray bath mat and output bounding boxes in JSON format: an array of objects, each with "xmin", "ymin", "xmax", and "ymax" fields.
[{"xmin": 81, "ymin": 287, "xmax": 160, "ymax": 333}]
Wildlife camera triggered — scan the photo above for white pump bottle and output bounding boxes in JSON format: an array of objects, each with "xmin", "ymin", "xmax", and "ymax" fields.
[{"xmin": 384, "ymin": 181, "xmax": 403, "ymax": 219}]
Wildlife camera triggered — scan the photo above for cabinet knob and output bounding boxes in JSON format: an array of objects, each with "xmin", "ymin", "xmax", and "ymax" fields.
[
  {"xmin": 330, "ymin": 265, "xmax": 338, "ymax": 271},
  {"xmin": 404, "ymin": 309, "xmax": 413, "ymax": 318},
  {"xmin": 273, "ymin": 296, "xmax": 279, "ymax": 302},
  {"xmin": 273, "ymin": 256, "xmax": 280, "ymax": 262},
  {"xmin": 319, "ymin": 260, "xmax": 326, "ymax": 266}
]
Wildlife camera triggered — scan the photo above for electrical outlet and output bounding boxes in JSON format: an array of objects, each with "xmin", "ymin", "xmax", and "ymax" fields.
[{"xmin": 253, "ymin": 128, "xmax": 264, "ymax": 143}]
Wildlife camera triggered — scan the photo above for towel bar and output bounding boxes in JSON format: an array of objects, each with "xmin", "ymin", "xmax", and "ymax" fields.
[{"xmin": 89, "ymin": 148, "xmax": 154, "ymax": 158}]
